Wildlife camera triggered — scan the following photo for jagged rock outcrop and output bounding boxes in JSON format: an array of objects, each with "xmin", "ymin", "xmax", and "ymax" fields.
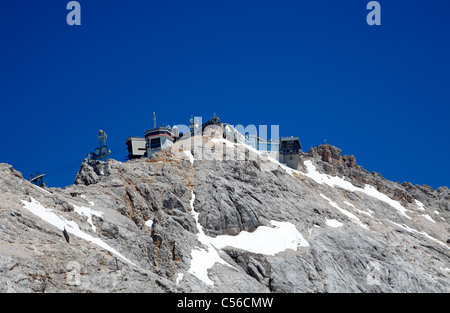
[
  {"xmin": 307, "ymin": 143, "xmax": 450, "ymax": 216},
  {"xmin": 309, "ymin": 143, "xmax": 355, "ymax": 168},
  {"xmin": 0, "ymin": 131, "xmax": 449, "ymax": 293}
]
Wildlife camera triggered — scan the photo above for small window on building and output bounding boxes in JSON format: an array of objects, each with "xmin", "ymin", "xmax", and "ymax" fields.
[{"xmin": 150, "ymin": 137, "xmax": 161, "ymax": 150}]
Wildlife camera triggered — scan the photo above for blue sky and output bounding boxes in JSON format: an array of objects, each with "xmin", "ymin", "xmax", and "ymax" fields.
[{"xmin": 1, "ymin": 0, "xmax": 449, "ymax": 188}]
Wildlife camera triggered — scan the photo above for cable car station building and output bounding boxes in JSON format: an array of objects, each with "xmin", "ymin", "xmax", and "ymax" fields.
[
  {"xmin": 125, "ymin": 114, "xmax": 302, "ymax": 170},
  {"xmin": 144, "ymin": 126, "xmax": 175, "ymax": 157}
]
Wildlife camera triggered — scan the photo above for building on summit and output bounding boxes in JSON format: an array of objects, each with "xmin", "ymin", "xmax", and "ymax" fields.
[{"xmin": 125, "ymin": 114, "xmax": 302, "ymax": 170}]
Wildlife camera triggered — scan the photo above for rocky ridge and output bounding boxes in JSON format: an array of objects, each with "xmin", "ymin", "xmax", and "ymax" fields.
[{"xmin": 0, "ymin": 129, "xmax": 449, "ymax": 292}]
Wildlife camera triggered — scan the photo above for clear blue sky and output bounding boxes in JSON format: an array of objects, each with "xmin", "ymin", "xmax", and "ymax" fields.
[{"xmin": 1, "ymin": 0, "xmax": 449, "ymax": 188}]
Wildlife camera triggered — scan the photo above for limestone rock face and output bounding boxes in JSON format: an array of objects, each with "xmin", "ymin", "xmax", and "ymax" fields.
[
  {"xmin": 0, "ymin": 134, "xmax": 449, "ymax": 293},
  {"xmin": 308, "ymin": 143, "xmax": 358, "ymax": 171}
]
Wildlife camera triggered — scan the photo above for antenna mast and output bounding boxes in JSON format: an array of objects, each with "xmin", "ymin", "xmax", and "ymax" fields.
[
  {"xmin": 153, "ymin": 112, "xmax": 157, "ymax": 129},
  {"xmin": 88, "ymin": 130, "xmax": 111, "ymax": 176}
]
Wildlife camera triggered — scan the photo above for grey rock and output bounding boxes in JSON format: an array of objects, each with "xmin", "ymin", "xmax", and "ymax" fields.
[
  {"xmin": 0, "ymin": 135, "xmax": 448, "ymax": 293},
  {"xmin": 99, "ymin": 219, "xmax": 119, "ymax": 239}
]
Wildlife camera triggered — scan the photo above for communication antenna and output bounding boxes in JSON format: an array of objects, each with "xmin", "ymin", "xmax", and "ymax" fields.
[
  {"xmin": 88, "ymin": 130, "xmax": 111, "ymax": 176},
  {"xmin": 153, "ymin": 112, "xmax": 157, "ymax": 129},
  {"xmin": 98, "ymin": 129, "xmax": 107, "ymax": 146}
]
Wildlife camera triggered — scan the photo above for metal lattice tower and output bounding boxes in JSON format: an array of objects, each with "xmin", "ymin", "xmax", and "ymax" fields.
[
  {"xmin": 88, "ymin": 130, "xmax": 111, "ymax": 176},
  {"xmin": 30, "ymin": 172, "xmax": 45, "ymax": 187}
]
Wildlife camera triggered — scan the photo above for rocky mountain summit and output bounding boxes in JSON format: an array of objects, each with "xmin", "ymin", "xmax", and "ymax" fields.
[{"xmin": 1, "ymin": 129, "xmax": 449, "ymax": 293}]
